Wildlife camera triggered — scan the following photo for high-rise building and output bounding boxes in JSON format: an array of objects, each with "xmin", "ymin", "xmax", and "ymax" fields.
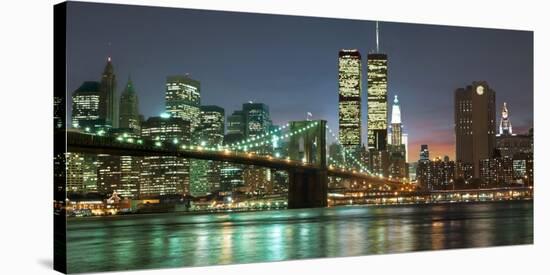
[
  {"xmin": 499, "ymin": 102, "xmax": 513, "ymax": 135},
  {"xmin": 66, "ymin": 153, "xmax": 85, "ymax": 193},
  {"xmin": 455, "ymin": 81, "xmax": 496, "ymax": 178},
  {"xmin": 390, "ymin": 95, "xmax": 402, "ymax": 145},
  {"xmin": 191, "ymin": 105, "xmax": 225, "ymax": 197},
  {"xmin": 496, "ymin": 132, "xmax": 533, "ymax": 159},
  {"xmin": 227, "ymin": 110, "xmax": 246, "ymax": 135},
  {"xmin": 98, "ymin": 57, "xmax": 117, "ymax": 128},
  {"xmin": 513, "ymin": 152, "xmax": 533, "ymax": 186},
  {"xmin": 495, "ymin": 104, "xmax": 532, "ymax": 159},
  {"xmin": 242, "ymin": 103, "xmax": 272, "ymax": 194},
  {"xmin": 97, "ymin": 154, "xmax": 121, "ymax": 196},
  {"xmin": 388, "ymin": 95, "xmax": 407, "ymax": 179},
  {"xmin": 243, "ymin": 103, "xmax": 272, "ymax": 140},
  {"xmin": 420, "ymin": 144, "xmax": 429, "ymax": 161},
  {"xmin": 118, "ymin": 155, "xmax": 141, "ymax": 199},
  {"xmin": 430, "ymin": 157, "xmax": 456, "ymax": 190},
  {"xmin": 71, "ymin": 81, "xmax": 101, "ymax": 130},
  {"xmin": 479, "ymin": 157, "xmax": 514, "ymax": 187},
  {"xmin": 119, "ymin": 77, "xmax": 141, "ymax": 133},
  {"xmin": 402, "ymin": 133, "xmax": 409, "ymax": 163},
  {"xmin": 221, "ymin": 131, "xmax": 245, "ymax": 193},
  {"xmin": 367, "ymin": 52, "xmax": 388, "ymax": 151},
  {"xmin": 416, "ymin": 145, "xmax": 431, "ymax": 189},
  {"xmin": 140, "ymin": 115, "xmax": 191, "ymax": 198},
  {"xmin": 367, "ymin": 24, "xmax": 389, "ymax": 175},
  {"xmin": 338, "ymin": 49, "xmax": 362, "ymax": 161},
  {"xmin": 196, "ymin": 105, "xmax": 225, "ymax": 146},
  {"xmin": 165, "ymin": 75, "xmax": 201, "ymax": 134}
]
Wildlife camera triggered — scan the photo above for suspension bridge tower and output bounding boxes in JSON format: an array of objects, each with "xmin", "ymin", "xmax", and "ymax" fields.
[{"xmin": 287, "ymin": 120, "xmax": 328, "ymax": 208}]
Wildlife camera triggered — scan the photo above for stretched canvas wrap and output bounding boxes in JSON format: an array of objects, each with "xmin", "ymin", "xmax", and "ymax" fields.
[{"xmin": 53, "ymin": 1, "xmax": 534, "ymax": 274}]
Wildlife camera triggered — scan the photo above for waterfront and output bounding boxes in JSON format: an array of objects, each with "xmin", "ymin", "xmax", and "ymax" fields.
[{"xmin": 66, "ymin": 200, "xmax": 532, "ymax": 273}]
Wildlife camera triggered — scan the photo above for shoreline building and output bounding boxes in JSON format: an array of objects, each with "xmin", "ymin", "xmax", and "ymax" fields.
[
  {"xmin": 454, "ymin": 81, "xmax": 496, "ymax": 180},
  {"xmin": 338, "ymin": 49, "xmax": 362, "ymax": 166}
]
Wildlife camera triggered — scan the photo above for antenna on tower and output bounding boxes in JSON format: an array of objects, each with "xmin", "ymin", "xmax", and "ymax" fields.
[{"xmin": 376, "ymin": 21, "xmax": 380, "ymax": 53}]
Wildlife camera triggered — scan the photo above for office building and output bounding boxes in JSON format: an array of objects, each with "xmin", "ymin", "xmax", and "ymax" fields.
[
  {"xmin": 455, "ymin": 81, "xmax": 496, "ymax": 178},
  {"xmin": 140, "ymin": 115, "xmax": 191, "ymax": 198},
  {"xmin": 71, "ymin": 81, "xmax": 101, "ymax": 130},
  {"xmin": 338, "ymin": 49, "xmax": 362, "ymax": 161},
  {"xmin": 98, "ymin": 57, "xmax": 117, "ymax": 127},
  {"xmin": 165, "ymin": 74, "xmax": 201, "ymax": 134},
  {"xmin": 190, "ymin": 105, "xmax": 225, "ymax": 196},
  {"xmin": 119, "ymin": 77, "xmax": 141, "ymax": 133}
]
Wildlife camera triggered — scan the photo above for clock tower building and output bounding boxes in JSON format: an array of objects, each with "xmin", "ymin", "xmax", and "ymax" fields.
[{"xmin": 454, "ymin": 81, "xmax": 496, "ymax": 180}]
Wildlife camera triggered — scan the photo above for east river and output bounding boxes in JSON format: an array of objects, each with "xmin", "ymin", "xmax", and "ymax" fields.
[{"xmin": 66, "ymin": 200, "xmax": 533, "ymax": 273}]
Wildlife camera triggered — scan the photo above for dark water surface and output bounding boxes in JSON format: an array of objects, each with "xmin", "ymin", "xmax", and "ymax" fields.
[{"xmin": 67, "ymin": 201, "xmax": 533, "ymax": 273}]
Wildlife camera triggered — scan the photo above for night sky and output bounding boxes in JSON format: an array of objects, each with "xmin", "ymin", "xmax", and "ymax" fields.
[{"xmin": 66, "ymin": 2, "xmax": 533, "ymax": 161}]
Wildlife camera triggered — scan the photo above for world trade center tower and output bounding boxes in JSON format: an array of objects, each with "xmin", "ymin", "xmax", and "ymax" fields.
[{"xmin": 338, "ymin": 49, "xmax": 362, "ymax": 163}]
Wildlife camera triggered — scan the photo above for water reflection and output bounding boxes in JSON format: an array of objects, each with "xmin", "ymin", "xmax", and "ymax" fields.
[{"xmin": 67, "ymin": 201, "xmax": 533, "ymax": 273}]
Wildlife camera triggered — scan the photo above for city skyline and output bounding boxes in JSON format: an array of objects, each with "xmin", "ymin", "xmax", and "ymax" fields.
[
  {"xmin": 66, "ymin": 2, "xmax": 533, "ymax": 160},
  {"xmin": 53, "ymin": 3, "xmax": 534, "ymax": 273}
]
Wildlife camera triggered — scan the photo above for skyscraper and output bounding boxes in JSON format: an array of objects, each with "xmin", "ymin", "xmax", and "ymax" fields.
[
  {"xmin": 416, "ymin": 145, "xmax": 431, "ymax": 190},
  {"xmin": 498, "ymin": 102, "xmax": 513, "ymax": 136},
  {"xmin": 390, "ymin": 95, "xmax": 402, "ymax": 146},
  {"xmin": 338, "ymin": 49, "xmax": 362, "ymax": 162},
  {"xmin": 196, "ymin": 105, "xmax": 225, "ymax": 146},
  {"xmin": 191, "ymin": 105, "xmax": 225, "ymax": 196},
  {"xmin": 367, "ymin": 23, "xmax": 388, "ymax": 151},
  {"xmin": 98, "ymin": 57, "xmax": 117, "ymax": 128},
  {"xmin": 243, "ymin": 102, "xmax": 272, "ymax": 140},
  {"xmin": 119, "ymin": 77, "xmax": 141, "ymax": 133},
  {"xmin": 242, "ymin": 102, "xmax": 272, "ymax": 195},
  {"xmin": 455, "ymin": 81, "xmax": 496, "ymax": 178},
  {"xmin": 221, "ymin": 110, "xmax": 246, "ymax": 193},
  {"xmin": 227, "ymin": 110, "xmax": 246, "ymax": 136},
  {"xmin": 140, "ymin": 115, "xmax": 191, "ymax": 198},
  {"xmin": 367, "ymin": 52, "xmax": 388, "ymax": 151},
  {"xmin": 387, "ymin": 95, "xmax": 407, "ymax": 179},
  {"xmin": 420, "ymin": 144, "xmax": 429, "ymax": 161},
  {"xmin": 165, "ymin": 75, "xmax": 201, "ymax": 134},
  {"xmin": 387, "ymin": 96, "xmax": 409, "ymax": 162},
  {"xmin": 71, "ymin": 81, "xmax": 101, "ymax": 130}
]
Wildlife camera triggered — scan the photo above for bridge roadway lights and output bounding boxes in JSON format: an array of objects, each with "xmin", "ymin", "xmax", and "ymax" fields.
[{"xmin": 287, "ymin": 168, "xmax": 328, "ymax": 209}]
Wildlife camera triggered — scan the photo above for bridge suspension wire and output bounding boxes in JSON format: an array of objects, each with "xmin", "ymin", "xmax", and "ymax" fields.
[
  {"xmin": 110, "ymin": 121, "xmax": 321, "ymax": 159},
  {"xmin": 325, "ymin": 125, "xmax": 370, "ymax": 174},
  {"xmin": 223, "ymin": 123, "xmax": 290, "ymax": 150},
  {"xmin": 223, "ymin": 121, "xmax": 320, "ymax": 152}
]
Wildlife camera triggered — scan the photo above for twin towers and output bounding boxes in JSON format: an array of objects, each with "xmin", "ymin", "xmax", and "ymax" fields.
[{"xmin": 337, "ymin": 22, "xmax": 406, "ymax": 176}]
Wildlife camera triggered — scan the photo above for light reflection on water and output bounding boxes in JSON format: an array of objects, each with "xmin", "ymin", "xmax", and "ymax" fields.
[{"xmin": 67, "ymin": 201, "xmax": 533, "ymax": 273}]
